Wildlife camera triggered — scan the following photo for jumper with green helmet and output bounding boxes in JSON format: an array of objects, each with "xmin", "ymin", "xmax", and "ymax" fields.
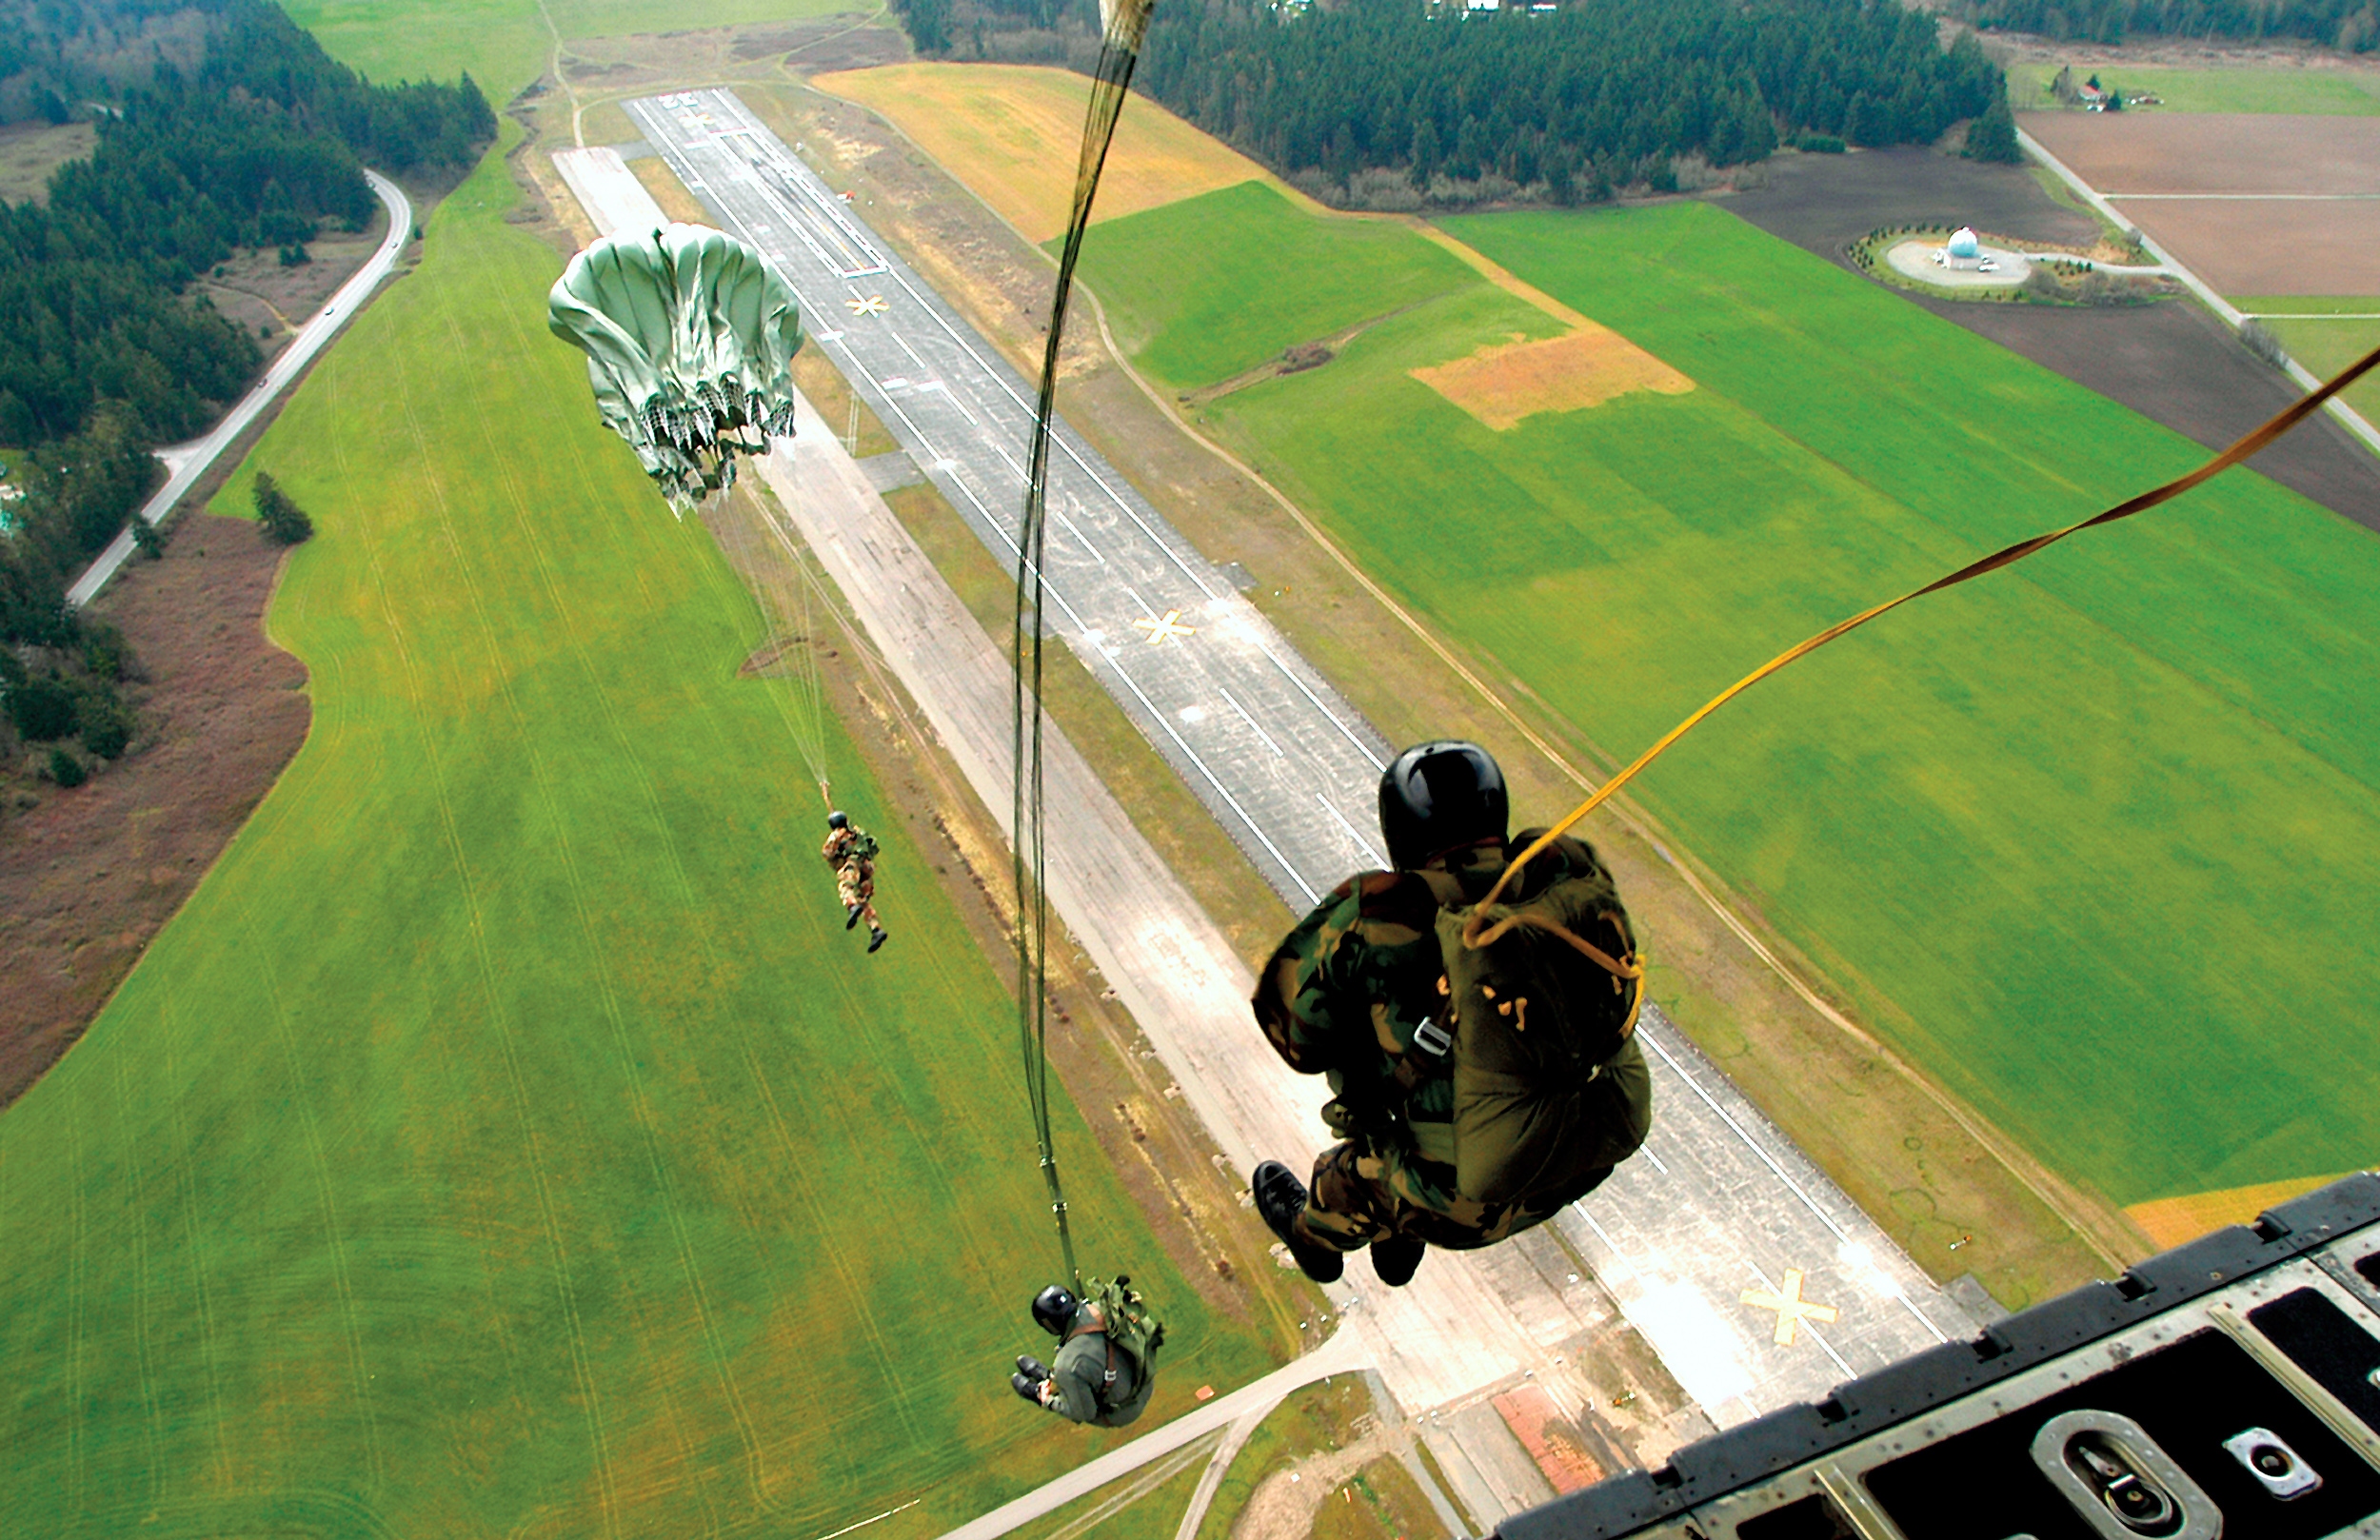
[{"xmin": 1249, "ymin": 740, "xmax": 1653, "ymax": 1288}]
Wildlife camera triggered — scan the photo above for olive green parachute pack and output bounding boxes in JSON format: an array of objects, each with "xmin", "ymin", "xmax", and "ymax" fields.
[
  {"xmin": 545, "ymin": 222, "xmax": 803, "ymax": 508},
  {"xmin": 1417, "ymin": 838, "xmax": 1646, "ymax": 1208},
  {"xmin": 1071, "ymin": 1275, "xmax": 1163, "ymax": 1393}
]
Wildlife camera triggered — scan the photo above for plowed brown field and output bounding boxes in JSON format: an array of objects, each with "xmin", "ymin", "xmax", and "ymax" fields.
[
  {"xmin": 2024, "ymin": 111, "xmax": 2380, "ymax": 194},
  {"xmin": 2025, "ymin": 111, "xmax": 2380, "ymax": 294},
  {"xmin": 2128, "ymin": 197, "xmax": 2380, "ymax": 293}
]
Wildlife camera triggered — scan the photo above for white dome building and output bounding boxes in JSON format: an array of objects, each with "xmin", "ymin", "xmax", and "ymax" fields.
[{"xmin": 1945, "ymin": 227, "xmax": 1982, "ymax": 268}]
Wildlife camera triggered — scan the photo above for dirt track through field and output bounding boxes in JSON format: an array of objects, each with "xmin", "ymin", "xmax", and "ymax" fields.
[{"xmin": 2024, "ymin": 112, "xmax": 2380, "ymax": 294}]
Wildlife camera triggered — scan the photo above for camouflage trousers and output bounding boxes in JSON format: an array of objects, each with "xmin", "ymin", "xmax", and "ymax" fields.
[
  {"xmin": 1296, "ymin": 1139, "xmax": 1616, "ymax": 1254},
  {"xmin": 835, "ymin": 859, "xmax": 879, "ymax": 930}
]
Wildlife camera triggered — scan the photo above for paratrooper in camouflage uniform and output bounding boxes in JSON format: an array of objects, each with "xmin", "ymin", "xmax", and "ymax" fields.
[
  {"xmin": 1250, "ymin": 742, "xmax": 1652, "ymax": 1288},
  {"xmin": 822, "ymin": 811, "xmax": 888, "ymax": 953}
]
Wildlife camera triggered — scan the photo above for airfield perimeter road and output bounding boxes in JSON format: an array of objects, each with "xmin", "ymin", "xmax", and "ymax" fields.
[
  {"xmin": 615, "ymin": 89, "xmax": 1979, "ymax": 1508},
  {"xmin": 67, "ymin": 170, "xmax": 414, "ymax": 608}
]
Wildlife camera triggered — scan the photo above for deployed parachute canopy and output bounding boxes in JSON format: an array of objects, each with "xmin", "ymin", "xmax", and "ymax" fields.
[{"xmin": 546, "ymin": 222, "xmax": 803, "ymax": 508}]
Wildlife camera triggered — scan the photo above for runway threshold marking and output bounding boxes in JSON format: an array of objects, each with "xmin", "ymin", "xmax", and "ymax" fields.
[
  {"xmin": 1741, "ymin": 1269, "xmax": 1839, "ymax": 1348},
  {"xmin": 1131, "ymin": 610, "xmax": 1197, "ymax": 644}
]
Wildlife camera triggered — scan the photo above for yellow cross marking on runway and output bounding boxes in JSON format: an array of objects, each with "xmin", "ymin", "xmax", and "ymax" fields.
[
  {"xmin": 1741, "ymin": 1269, "xmax": 1838, "ymax": 1346},
  {"xmin": 1131, "ymin": 610, "xmax": 1197, "ymax": 645},
  {"xmin": 846, "ymin": 294, "xmax": 888, "ymax": 316}
]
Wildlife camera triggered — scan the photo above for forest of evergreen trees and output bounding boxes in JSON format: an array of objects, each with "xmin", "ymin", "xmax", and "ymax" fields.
[
  {"xmin": 904, "ymin": 0, "xmax": 2006, "ymax": 203},
  {"xmin": 0, "ymin": 0, "xmax": 225, "ymax": 125},
  {"xmin": 1955, "ymin": 0, "xmax": 2380, "ymax": 49},
  {"xmin": 0, "ymin": 0, "xmax": 493, "ymax": 644}
]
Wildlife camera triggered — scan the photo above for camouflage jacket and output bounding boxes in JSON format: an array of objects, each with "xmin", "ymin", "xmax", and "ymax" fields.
[
  {"xmin": 820, "ymin": 826, "xmax": 871, "ymax": 870},
  {"xmin": 1252, "ymin": 835, "xmax": 1648, "ymax": 1204}
]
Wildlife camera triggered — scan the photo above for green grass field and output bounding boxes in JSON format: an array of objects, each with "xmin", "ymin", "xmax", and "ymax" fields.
[
  {"xmin": 1081, "ymin": 180, "xmax": 1478, "ymax": 391},
  {"xmin": 0, "ymin": 131, "xmax": 1274, "ymax": 1535},
  {"xmin": 284, "ymin": 0, "xmax": 855, "ymax": 102},
  {"xmin": 2008, "ymin": 62, "xmax": 2380, "ymax": 114},
  {"xmin": 2245, "ymin": 297, "xmax": 2380, "ymax": 424},
  {"xmin": 1078, "ymin": 183, "xmax": 2380, "ymax": 1206}
]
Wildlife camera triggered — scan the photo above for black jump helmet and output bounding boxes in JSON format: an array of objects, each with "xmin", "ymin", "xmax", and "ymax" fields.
[
  {"xmin": 1378, "ymin": 740, "xmax": 1508, "ymax": 871},
  {"xmin": 1031, "ymin": 1285, "xmax": 1078, "ymax": 1336}
]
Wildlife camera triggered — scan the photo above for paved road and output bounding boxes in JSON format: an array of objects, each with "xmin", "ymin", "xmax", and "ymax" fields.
[
  {"xmin": 67, "ymin": 170, "xmax": 415, "ymax": 608},
  {"xmin": 603, "ymin": 92, "xmax": 1979, "ymax": 1508},
  {"xmin": 938, "ymin": 1329, "xmax": 1370, "ymax": 1540}
]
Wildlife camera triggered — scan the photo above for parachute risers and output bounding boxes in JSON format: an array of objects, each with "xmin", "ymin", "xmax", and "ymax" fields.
[{"xmin": 545, "ymin": 222, "xmax": 803, "ymax": 509}]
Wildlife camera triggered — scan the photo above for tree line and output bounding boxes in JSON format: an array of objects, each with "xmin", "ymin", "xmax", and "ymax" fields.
[
  {"xmin": 901, "ymin": 0, "xmax": 2010, "ymax": 203},
  {"xmin": 0, "ymin": 0, "xmax": 227, "ymax": 126},
  {"xmin": 1954, "ymin": 0, "xmax": 2380, "ymax": 49},
  {"xmin": 1, "ymin": 0, "xmax": 490, "ymax": 652}
]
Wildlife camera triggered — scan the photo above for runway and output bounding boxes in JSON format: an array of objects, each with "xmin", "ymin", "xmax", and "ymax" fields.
[{"xmin": 614, "ymin": 86, "xmax": 1981, "ymax": 1499}]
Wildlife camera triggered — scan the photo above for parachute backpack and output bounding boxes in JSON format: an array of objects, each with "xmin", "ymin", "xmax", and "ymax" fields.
[
  {"xmin": 545, "ymin": 222, "xmax": 803, "ymax": 508},
  {"xmin": 1420, "ymin": 836, "xmax": 1647, "ymax": 1208},
  {"xmin": 1073, "ymin": 1275, "xmax": 1166, "ymax": 1395}
]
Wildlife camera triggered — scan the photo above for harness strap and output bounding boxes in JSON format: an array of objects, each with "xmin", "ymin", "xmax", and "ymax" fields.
[
  {"xmin": 1464, "ymin": 908, "xmax": 1642, "ymax": 979},
  {"xmin": 1063, "ymin": 1306, "xmax": 1119, "ymax": 1392}
]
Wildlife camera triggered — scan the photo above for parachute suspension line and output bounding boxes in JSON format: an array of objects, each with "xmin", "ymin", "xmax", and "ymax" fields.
[
  {"xmin": 783, "ymin": 518, "xmax": 835, "ymax": 807},
  {"xmin": 1013, "ymin": 0, "xmax": 1157, "ymax": 1293},
  {"xmin": 1472, "ymin": 340, "xmax": 2380, "ymax": 925},
  {"xmin": 745, "ymin": 485, "xmax": 836, "ymax": 803}
]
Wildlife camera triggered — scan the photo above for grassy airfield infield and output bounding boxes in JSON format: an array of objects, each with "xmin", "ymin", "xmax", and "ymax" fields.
[
  {"xmin": 1072, "ymin": 179, "xmax": 2380, "ymax": 1214},
  {"xmin": 0, "ymin": 100, "xmax": 1273, "ymax": 1540}
]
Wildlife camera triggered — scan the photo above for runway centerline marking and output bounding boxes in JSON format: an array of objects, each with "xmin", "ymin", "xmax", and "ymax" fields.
[
  {"xmin": 1216, "ymin": 686, "xmax": 1283, "ymax": 758},
  {"xmin": 1316, "ymin": 794, "xmax": 1386, "ymax": 868}
]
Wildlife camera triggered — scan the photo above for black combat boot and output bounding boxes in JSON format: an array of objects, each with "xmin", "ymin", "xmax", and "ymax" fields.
[
  {"xmin": 846, "ymin": 904, "xmax": 863, "ymax": 930},
  {"xmin": 868, "ymin": 927, "xmax": 888, "ymax": 954},
  {"xmin": 1370, "ymin": 1234, "xmax": 1424, "ymax": 1288},
  {"xmin": 1252, "ymin": 1160, "xmax": 1342, "ymax": 1284},
  {"xmin": 1013, "ymin": 1353, "xmax": 1051, "ymax": 1403}
]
